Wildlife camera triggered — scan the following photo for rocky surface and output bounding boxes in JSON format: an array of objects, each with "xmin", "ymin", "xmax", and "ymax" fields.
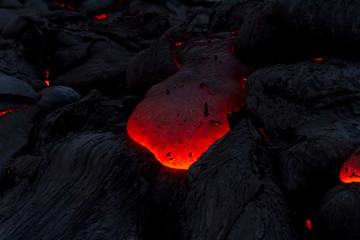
[{"xmin": 0, "ymin": 0, "xmax": 360, "ymax": 240}]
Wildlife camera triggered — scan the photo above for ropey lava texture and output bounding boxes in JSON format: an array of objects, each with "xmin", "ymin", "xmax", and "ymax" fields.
[
  {"xmin": 127, "ymin": 36, "xmax": 252, "ymax": 169},
  {"xmin": 1, "ymin": 0, "xmax": 360, "ymax": 240}
]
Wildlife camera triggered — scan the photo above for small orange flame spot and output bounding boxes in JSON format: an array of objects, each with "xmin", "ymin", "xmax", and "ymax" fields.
[
  {"xmin": 175, "ymin": 42, "xmax": 182, "ymax": 46},
  {"xmin": 243, "ymin": 78, "xmax": 247, "ymax": 81},
  {"xmin": 53, "ymin": 1, "xmax": 76, "ymax": 11},
  {"xmin": 45, "ymin": 80, "xmax": 50, "ymax": 86},
  {"xmin": 94, "ymin": 13, "xmax": 111, "ymax": 20},
  {"xmin": 312, "ymin": 58, "xmax": 323, "ymax": 61},
  {"xmin": 46, "ymin": 70, "xmax": 50, "ymax": 79},
  {"xmin": 259, "ymin": 128, "xmax": 269, "ymax": 142},
  {"xmin": 304, "ymin": 219, "xmax": 312, "ymax": 231},
  {"xmin": 0, "ymin": 104, "xmax": 28, "ymax": 117}
]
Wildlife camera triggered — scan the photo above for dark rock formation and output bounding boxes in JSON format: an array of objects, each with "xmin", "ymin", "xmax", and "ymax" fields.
[
  {"xmin": 181, "ymin": 120, "xmax": 298, "ymax": 240},
  {"xmin": 245, "ymin": 59, "xmax": 360, "ymax": 194},
  {"xmin": 0, "ymin": 0, "xmax": 360, "ymax": 239},
  {"xmin": 316, "ymin": 184, "xmax": 360, "ymax": 240}
]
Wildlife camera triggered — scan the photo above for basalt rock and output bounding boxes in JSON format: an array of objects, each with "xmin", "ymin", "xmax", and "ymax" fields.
[
  {"xmin": 245, "ymin": 59, "xmax": 360, "ymax": 195},
  {"xmin": 180, "ymin": 119, "xmax": 299, "ymax": 240},
  {"xmin": 316, "ymin": 184, "xmax": 360, "ymax": 240},
  {"xmin": 210, "ymin": 0, "xmax": 360, "ymax": 67}
]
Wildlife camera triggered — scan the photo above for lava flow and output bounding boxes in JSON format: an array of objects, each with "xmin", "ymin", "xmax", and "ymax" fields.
[
  {"xmin": 53, "ymin": 1, "xmax": 75, "ymax": 11},
  {"xmin": 127, "ymin": 37, "xmax": 252, "ymax": 170},
  {"xmin": 0, "ymin": 105, "xmax": 28, "ymax": 117},
  {"xmin": 340, "ymin": 146, "xmax": 360, "ymax": 183}
]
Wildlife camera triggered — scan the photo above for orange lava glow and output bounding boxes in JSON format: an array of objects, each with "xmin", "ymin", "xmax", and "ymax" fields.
[
  {"xmin": 45, "ymin": 80, "xmax": 50, "ymax": 86},
  {"xmin": 127, "ymin": 39, "xmax": 252, "ymax": 169},
  {"xmin": 175, "ymin": 42, "xmax": 182, "ymax": 46},
  {"xmin": 94, "ymin": 13, "xmax": 111, "ymax": 20},
  {"xmin": 340, "ymin": 147, "xmax": 360, "ymax": 183},
  {"xmin": 312, "ymin": 58, "xmax": 323, "ymax": 61},
  {"xmin": 304, "ymin": 219, "xmax": 312, "ymax": 231},
  {"xmin": 0, "ymin": 104, "xmax": 28, "ymax": 117},
  {"xmin": 53, "ymin": 1, "xmax": 75, "ymax": 11}
]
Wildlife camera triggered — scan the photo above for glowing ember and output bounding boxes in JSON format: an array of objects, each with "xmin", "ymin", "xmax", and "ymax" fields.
[
  {"xmin": 45, "ymin": 80, "xmax": 50, "ymax": 86},
  {"xmin": 340, "ymin": 146, "xmax": 360, "ymax": 183},
  {"xmin": 127, "ymin": 38, "xmax": 252, "ymax": 169},
  {"xmin": 312, "ymin": 58, "xmax": 323, "ymax": 61},
  {"xmin": 53, "ymin": 1, "xmax": 75, "ymax": 11},
  {"xmin": 175, "ymin": 42, "xmax": 182, "ymax": 46},
  {"xmin": 94, "ymin": 13, "xmax": 111, "ymax": 20},
  {"xmin": 304, "ymin": 219, "xmax": 312, "ymax": 231},
  {"xmin": 0, "ymin": 105, "xmax": 28, "ymax": 117}
]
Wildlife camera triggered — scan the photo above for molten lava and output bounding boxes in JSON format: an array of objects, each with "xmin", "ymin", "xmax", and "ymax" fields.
[
  {"xmin": 127, "ymin": 36, "xmax": 252, "ymax": 169},
  {"xmin": 94, "ymin": 13, "xmax": 111, "ymax": 20},
  {"xmin": 340, "ymin": 146, "xmax": 360, "ymax": 183},
  {"xmin": 312, "ymin": 58, "xmax": 323, "ymax": 61},
  {"xmin": 304, "ymin": 219, "xmax": 312, "ymax": 231},
  {"xmin": 0, "ymin": 105, "xmax": 28, "ymax": 117},
  {"xmin": 53, "ymin": 1, "xmax": 75, "ymax": 11}
]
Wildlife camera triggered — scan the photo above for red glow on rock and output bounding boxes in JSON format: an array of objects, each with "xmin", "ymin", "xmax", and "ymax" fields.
[
  {"xmin": 172, "ymin": 55, "xmax": 181, "ymax": 69},
  {"xmin": 94, "ymin": 13, "xmax": 111, "ymax": 20},
  {"xmin": 114, "ymin": 0, "xmax": 123, "ymax": 11},
  {"xmin": 304, "ymin": 219, "xmax": 312, "ymax": 231},
  {"xmin": 0, "ymin": 104, "xmax": 28, "ymax": 117},
  {"xmin": 312, "ymin": 58, "xmax": 323, "ymax": 61},
  {"xmin": 53, "ymin": 1, "xmax": 75, "ymax": 11},
  {"xmin": 175, "ymin": 42, "xmax": 182, "ymax": 46},
  {"xmin": 259, "ymin": 128, "xmax": 269, "ymax": 142},
  {"xmin": 340, "ymin": 147, "xmax": 360, "ymax": 183},
  {"xmin": 127, "ymin": 39, "xmax": 252, "ymax": 169},
  {"xmin": 7, "ymin": 171, "xmax": 10, "ymax": 174},
  {"xmin": 46, "ymin": 70, "xmax": 50, "ymax": 79},
  {"xmin": 231, "ymin": 30, "xmax": 239, "ymax": 35},
  {"xmin": 231, "ymin": 44, "xmax": 235, "ymax": 54}
]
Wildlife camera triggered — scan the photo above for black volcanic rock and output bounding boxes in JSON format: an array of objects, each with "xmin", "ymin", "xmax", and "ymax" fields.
[
  {"xmin": 180, "ymin": 119, "xmax": 298, "ymax": 240},
  {"xmin": 316, "ymin": 184, "xmax": 360, "ymax": 240},
  {"xmin": 245, "ymin": 59, "xmax": 360, "ymax": 194},
  {"xmin": 210, "ymin": 0, "xmax": 360, "ymax": 67}
]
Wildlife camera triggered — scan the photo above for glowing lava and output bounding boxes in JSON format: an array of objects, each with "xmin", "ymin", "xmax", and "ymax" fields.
[
  {"xmin": 304, "ymin": 219, "xmax": 312, "ymax": 231},
  {"xmin": 312, "ymin": 58, "xmax": 323, "ymax": 61},
  {"xmin": 0, "ymin": 105, "xmax": 28, "ymax": 117},
  {"xmin": 340, "ymin": 146, "xmax": 360, "ymax": 183},
  {"xmin": 53, "ymin": 1, "xmax": 75, "ymax": 11},
  {"xmin": 94, "ymin": 13, "xmax": 111, "ymax": 20},
  {"xmin": 127, "ymin": 37, "xmax": 252, "ymax": 169}
]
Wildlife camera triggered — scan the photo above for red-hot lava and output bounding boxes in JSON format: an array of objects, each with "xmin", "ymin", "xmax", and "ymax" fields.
[
  {"xmin": 340, "ymin": 146, "xmax": 360, "ymax": 183},
  {"xmin": 53, "ymin": 1, "xmax": 75, "ymax": 11},
  {"xmin": 127, "ymin": 37, "xmax": 252, "ymax": 169},
  {"xmin": 304, "ymin": 219, "xmax": 312, "ymax": 231},
  {"xmin": 94, "ymin": 13, "xmax": 111, "ymax": 20},
  {"xmin": 0, "ymin": 105, "xmax": 28, "ymax": 117}
]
